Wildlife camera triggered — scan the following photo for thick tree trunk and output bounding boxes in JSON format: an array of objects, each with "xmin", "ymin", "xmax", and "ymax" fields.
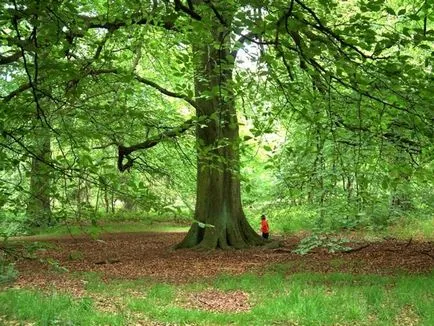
[
  {"xmin": 176, "ymin": 108, "xmax": 264, "ymax": 248},
  {"xmin": 177, "ymin": 100, "xmax": 264, "ymax": 248},
  {"xmin": 177, "ymin": 16, "xmax": 263, "ymax": 249},
  {"xmin": 27, "ymin": 130, "xmax": 52, "ymax": 227}
]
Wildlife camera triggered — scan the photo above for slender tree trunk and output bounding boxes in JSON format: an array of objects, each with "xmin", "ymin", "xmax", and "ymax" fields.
[
  {"xmin": 27, "ymin": 130, "xmax": 51, "ymax": 226},
  {"xmin": 76, "ymin": 178, "xmax": 82, "ymax": 218},
  {"xmin": 111, "ymin": 191, "xmax": 115, "ymax": 213},
  {"xmin": 95, "ymin": 187, "xmax": 100, "ymax": 213},
  {"xmin": 391, "ymin": 174, "xmax": 413, "ymax": 212},
  {"xmin": 104, "ymin": 186, "xmax": 109, "ymax": 213},
  {"xmin": 177, "ymin": 13, "xmax": 263, "ymax": 249},
  {"xmin": 123, "ymin": 197, "xmax": 136, "ymax": 211}
]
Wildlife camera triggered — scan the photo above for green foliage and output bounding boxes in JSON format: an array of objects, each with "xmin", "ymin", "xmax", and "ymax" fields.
[
  {"xmin": 68, "ymin": 250, "xmax": 84, "ymax": 261},
  {"xmin": 38, "ymin": 270, "xmax": 434, "ymax": 326},
  {"xmin": 45, "ymin": 258, "xmax": 69, "ymax": 273},
  {"xmin": 0, "ymin": 212, "xmax": 30, "ymax": 238},
  {"xmin": 29, "ymin": 223, "xmax": 189, "ymax": 238},
  {"xmin": 246, "ymin": 205, "xmax": 317, "ymax": 234},
  {"xmin": 293, "ymin": 232, "xmax": 351, "ymax": 255},
  {"xmin": 0, "ymin": 0, "xmax": 432, "ymax": 236},
  {"xmin": 0, "ymin": 261, "xmax": 18, "ymax": 284},
  {"xmin": 146, "ymin": 284, "xmax": 175, "ymax": 302}
]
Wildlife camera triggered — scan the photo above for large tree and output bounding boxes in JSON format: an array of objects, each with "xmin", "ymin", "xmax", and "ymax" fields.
[
  {"xmin": 116, "ymin": 2, "xmax": 265, "ymax": 248},
  {"xmin": 1, "ymin": 0, "xmax": 432, "ymax": 248}
]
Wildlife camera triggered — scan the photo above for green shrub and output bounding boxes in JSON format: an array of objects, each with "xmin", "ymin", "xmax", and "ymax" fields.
[
  {"xmin": 0, "ymin": 259, "xmax": 18, "ymax": 284},
  {"xmin": 0, "ymin": 211, "xmax": 30, "ymax": 237},
  {"xmin": 293, "ymin": 232, "xmax": 351, "ymax": 255}
]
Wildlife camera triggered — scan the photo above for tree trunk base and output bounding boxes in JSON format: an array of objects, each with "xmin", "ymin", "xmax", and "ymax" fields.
[{"xmin": 175, "ymin": 222, "xmax": 275, "ymax": 250}]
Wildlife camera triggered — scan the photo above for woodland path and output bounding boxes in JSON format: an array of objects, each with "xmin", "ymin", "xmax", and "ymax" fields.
[{"xmin": 11, "ymin": 232, "xmax": 434, "ymax": 294}]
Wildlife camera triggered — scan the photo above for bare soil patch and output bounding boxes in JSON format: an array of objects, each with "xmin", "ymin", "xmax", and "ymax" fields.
[{"xmin": 10, "ymin": 232, "xmax": 434, "ymax": 292}]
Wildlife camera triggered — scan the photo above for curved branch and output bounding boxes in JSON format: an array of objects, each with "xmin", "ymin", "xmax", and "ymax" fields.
[
  {"xmin": 77, "ymin": 12, "xmax": 177, "ymax": 35},
  {"xmin": 0, "ymin": 51, "xmax": 22, "ymax": 65},
  {"xmin": 204, "ymin": 0, "xmax": 227, "ymax": 26},
  {"xmin": 294, "ymin": 0, "xmax": 388, "ymax": 60},
  {"xmin": 304, "ymin": 56, "xmax": 424, "ymax": 119},
  {"xmin": 174, "ymin": 0, "xmax": 202, "ymax": 21},
  {"xmin": 134, "ymin": 74, "xmax": 198, "ymax": 109},
  {"xmin": 89, "ymin": 68, "xmax": 198, "ymax": 109},
  {"xmin": 2, "ymin": 82, "xmax": 32, "ymax": 102},
  {"xmin": 231, "ymin": 32, "xmax": 276, "ymax": 58},
  {"xmin": 118, "ymin": 118, "xmax": 195, "ymax": 172}
]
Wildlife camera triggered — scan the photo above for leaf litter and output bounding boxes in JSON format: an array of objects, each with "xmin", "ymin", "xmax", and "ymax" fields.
[{"xmin": 6, "ymin": 232, "xmax": 434, "ymax": 313}]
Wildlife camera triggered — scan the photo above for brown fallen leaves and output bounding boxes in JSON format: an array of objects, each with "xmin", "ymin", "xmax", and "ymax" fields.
[
  {"xmin": 9, "ymin": 232, "xmax": 434, "ymax": 296},
  {"xmin": 186, "ymin": 289, "xmax": 250, "ymax": 313}
]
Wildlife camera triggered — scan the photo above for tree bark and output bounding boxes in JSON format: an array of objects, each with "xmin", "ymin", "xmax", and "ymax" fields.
[{"xmin": 176, "ymin": 12, "xmax": 263, "ymax": 249}]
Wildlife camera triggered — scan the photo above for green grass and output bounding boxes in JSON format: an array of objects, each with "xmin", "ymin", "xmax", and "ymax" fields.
[
  {"xmin": 336, "ymin": 216, "xmax": 434, "ymax": 243},
  {"xmin": 381, "ymin": 217, "xmax": 434, "ymax": 240},
  {"xmin": 248, "ymin": 204, "xmax": 434, "ymax": 241},
  {"xmin": 20, "ymin": 222, "xmax": 189, "ymax": 240},
  {"xmin": 256, "ymin": 212, "xmax": 434, "ymax": 243},
  {"xmin": 2, "ymin": 270, "xmax": 433, "ymax": 325},
  {"xmin": 0, "ymin": 290, "xmax": 125, "ymax": 325}
]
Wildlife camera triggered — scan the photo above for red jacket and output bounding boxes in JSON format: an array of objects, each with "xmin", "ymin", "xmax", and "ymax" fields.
[{"xmin": 261, "ymin": 219, "xmax": 269, "ymax": 233}]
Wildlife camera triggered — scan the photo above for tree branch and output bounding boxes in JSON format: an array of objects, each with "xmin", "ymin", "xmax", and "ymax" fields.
[
  {"xmin": 174, "ymin": 0, "xmax": 202, "ymax": 21},
  {"xmin": 204, "ymin": 0, "xmax": 227, "ymax": 26},
  {"xmin": 117, "ymin": 118, "xmax": 195, "ymax": 172},
  {"xmin": 89, "ymin": 68, "xmax": 198, "ymax": 109},
  {"xmin": 135, "ymin": 74, "xmax": 198, "ymax": 109},
  {"xmin": 231, "ymin": 32, "xmax": 276, "ymax": 58},
  {"xmin": 332, "ymin": 112, "xmax": 421, "ymax": 153},
  {"xmin": 2, "ymin": 82, "xmax": 32, "ymax": 102},
  {"xmin": 92, "ymin": 30, "xmax": 113, "ymax": 61},
  {"xmin": 0, "ymin": 51, "xmax": 22, "ymax": 65},
  {"xmin": 10, "ymin": 3, "xmax": 50, "ymax": 130},
  {"xmin": 77, "ymin": 12, "xmax": 177, "ymax": 34},
  {"xmin": 294, "ymin": 0, "xmax": 388, "ymax": 60},
  {"xmin": 305, "ymin": 56, "xmax": 424, "ymax": 120}
]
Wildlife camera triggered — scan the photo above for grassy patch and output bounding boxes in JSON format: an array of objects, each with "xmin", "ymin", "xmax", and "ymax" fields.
[
  {"xmin": 20, "ymin": 222, "xmax": 189, "ymax": 239},
  {"xmin": 249, "ymin": 204, "xmax": 434, "ymax": 242},
  {"xmin": 1, "ymin": 270, "xmax": 433, "ymax": 325},
  {"xmin": 0, "ymin": 290, "xmax": 126, "ymax": 325},
  {"xmin": 382, "ymin": 217, "xmax": 434, "ymax": 240},
  {"xmin": 338, "ymin": 216, "xmax": 434, "ymax": 243}
]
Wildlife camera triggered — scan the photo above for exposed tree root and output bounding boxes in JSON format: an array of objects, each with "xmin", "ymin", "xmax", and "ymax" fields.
[{"xmin": 175, "ymin": 222, "xmax": 271, "ymax": 250}]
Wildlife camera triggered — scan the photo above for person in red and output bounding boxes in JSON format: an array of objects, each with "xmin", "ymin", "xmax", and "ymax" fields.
[{"xmin": 260, "ymin": 214, "xmax": 270, "ymax": 239}]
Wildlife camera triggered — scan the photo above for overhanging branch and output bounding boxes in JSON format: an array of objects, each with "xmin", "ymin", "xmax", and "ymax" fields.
[
  {"xmin": 294, "ymin": 0, "xmax": 388, "ymax": 60},
  {"xmin": 89, "ymin": 68, "xmax": 198, "ymax": 109},
  {"xmin": 2, "ymin": 82, "xmax": 32, "ymax": 102},
  {"xmin": 204, "ymin": 0, "xmax": 227, "ymax": 26},
  {"xmin": 117, "ymin": 118, "xmax": 195, "ymax": 172},
  {"xmin": 134, "ymin": 75, "xmax": 198, "ymax": 109},
  {"xmin": 174, "ymin": 0, "xmax": 202, "ymax": 21},
  {"xmin": 78, "ymin": 13, "xmax": 177, "ymax": 32},
  {"xmin": 0, "ymin": 51, "xmax": 22, "ymax": 65}
]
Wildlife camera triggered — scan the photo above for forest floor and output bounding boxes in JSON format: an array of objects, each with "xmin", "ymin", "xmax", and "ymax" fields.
[
  {"xmin": 12, "ymin": 231, "xmax": 434, "ymax": 294},
  {"xmin": 2, "ymin": 231, "xmax": 433, "ymax": 324}
]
